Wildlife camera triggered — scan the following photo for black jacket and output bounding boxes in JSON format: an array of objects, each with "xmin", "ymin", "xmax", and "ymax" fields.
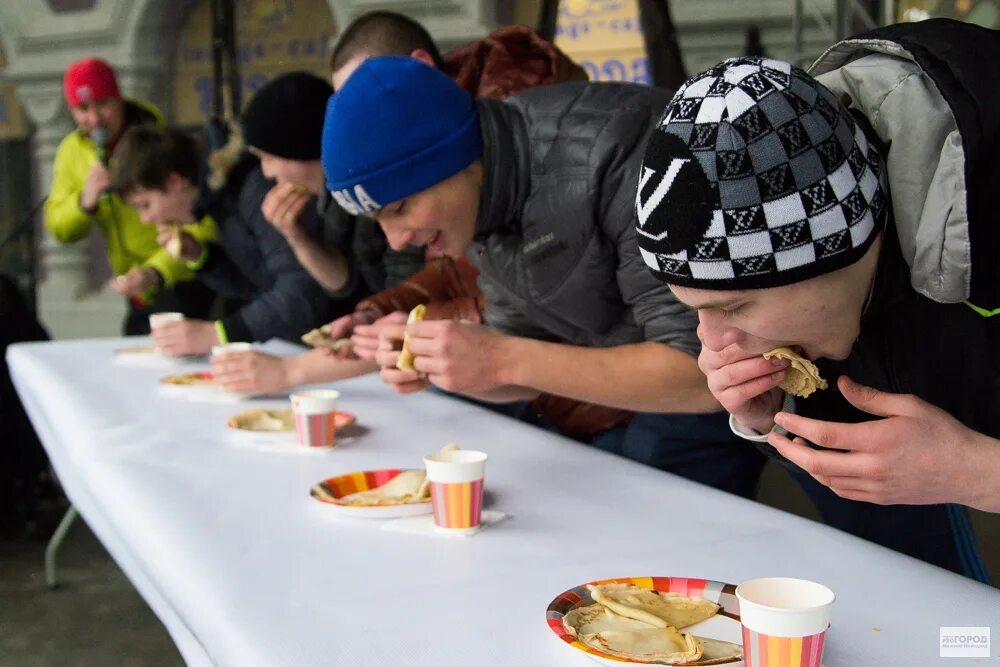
[
  {"xmin": 471, "ymin": 82, "xmax": 700, "ymax": 355},
  {"xmin": 198, "ymin": 155, "xmax": 335, "ymax": 342}
]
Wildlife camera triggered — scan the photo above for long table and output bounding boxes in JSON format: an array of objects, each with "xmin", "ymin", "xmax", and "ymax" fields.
[{"xmin": 9, "ymin": 338, "xmax": 999, "ymax": 666}]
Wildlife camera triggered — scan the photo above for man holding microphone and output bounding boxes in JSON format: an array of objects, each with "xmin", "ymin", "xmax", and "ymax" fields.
[{"xmin": 44, "ymin": 57, "xmax": 214, "ymax": 334}]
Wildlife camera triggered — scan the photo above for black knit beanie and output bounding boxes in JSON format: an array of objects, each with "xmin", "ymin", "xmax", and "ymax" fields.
[
  {"xmin": 241, "ymin": 71, "xmax": 332, "ymax": 160},
  {"xmin": 636, "ymin": 57, "xmax": 888, "ymax": 290}
]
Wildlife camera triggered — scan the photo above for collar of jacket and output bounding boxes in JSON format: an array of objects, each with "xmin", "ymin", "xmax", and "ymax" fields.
[{"xmin": 473, "ymin": 98, "xmax": 530, "ymax": 242}]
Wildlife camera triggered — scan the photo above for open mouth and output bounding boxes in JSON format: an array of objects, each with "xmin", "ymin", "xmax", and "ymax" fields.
[{"xmin": 428, "ymin": 231, "xmax": 444, "ymax": 252}]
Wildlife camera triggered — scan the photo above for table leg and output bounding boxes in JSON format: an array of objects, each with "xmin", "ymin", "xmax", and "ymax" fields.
[{"xmin": 45, "ymin": 505, "xmax": 78, "ymax": 589}]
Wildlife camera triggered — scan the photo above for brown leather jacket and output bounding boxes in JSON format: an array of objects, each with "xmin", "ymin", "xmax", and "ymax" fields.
[{"xmin": 351, "ymin": 27, "xmax": 632, "ymax": 438}]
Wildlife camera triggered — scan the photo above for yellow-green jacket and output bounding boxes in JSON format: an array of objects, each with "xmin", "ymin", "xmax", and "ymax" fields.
[{"xmin": 43, "ymin": 99, "xmax": 216, "ymax": 294}]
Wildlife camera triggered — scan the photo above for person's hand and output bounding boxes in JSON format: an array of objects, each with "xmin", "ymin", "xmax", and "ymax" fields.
[
  {"xmin": 349, "ymin": 311, "xmax": 403, "ymax": 361},
  {"xmin": 109, "ymin": 267, "xmax": 160, "ymax": 297},
  {"xmin": 377, "ymin": 319, "xmax": 510, "ymax": 395},
  {"xmin": 150, "ymin": 319, "xmax": 218, "ymax": 356},
  {"xmin": 768, "ymin": 376, "xmax": 993, "ymax": 508},
  {"xmin": 697, "ymin": 322, "xmax": 788, "ymax": 435},
  {"xmin": 212, "ymin": 351, "xmax": 291, "ymax": 394},
  {"xmin": 373, "ymin": 319, "xmax": 431, "ymax": 394},
  {"xmin": 261, "ymin": 182, "xmax": 312, "ymax": 242},
  {"xmin": 80, "ymin": 163, "xmax": 111, "ymax": 212},
  {"xmin": 156, "ymin": 225, "xmax": 202, "ymax": 262}
]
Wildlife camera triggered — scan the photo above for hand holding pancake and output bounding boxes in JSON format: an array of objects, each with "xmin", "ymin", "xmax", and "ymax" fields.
[
  {"xmin": 261, "ymin": 182, "xmax": 312, "ymax": 242},
  {"xmin": 696, "ymin": 323, "xmax": 789, "ymax": 436},
  {"xmin": 768, "ymin": 376, "xmax": 999, "ymax": 510},
  {"xmin": 350, "ymin": 310, "xmax": 404, "ymax": 361},
  {"xmin": 377, "ymin": 317, "xmax": 511, "ymax": 395}
]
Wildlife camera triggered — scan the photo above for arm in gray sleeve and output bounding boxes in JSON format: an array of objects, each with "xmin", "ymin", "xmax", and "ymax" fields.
[
  {"xmin": 476, "ymin": 263, "xmax": 556, "ymax": 340},
  {"xmin": 592, "ymin": 100, "xmax": 701, "ymax": 357}
]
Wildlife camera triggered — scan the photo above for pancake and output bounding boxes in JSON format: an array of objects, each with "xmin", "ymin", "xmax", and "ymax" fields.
[
  {"xmin": 763, "ymin": 347, "xmax": 828, "ymax": 398},
  {"xmin": 586, "ymin": 584, "xmax": 720, "ymax": 629},
  {"xmin": 160, "ymin": 371, "xmax": 213, "ymax": 386},
  {"xmin": 301, "ymin": 325, "xmax": 352, "ymax": 351},
  {"xmin": 396, "ymin": 304, "xmax": 426, "ymax": 372},
  {"xmin": 337, "ymin": 470, "xmax": 430, "ymax": 507}
]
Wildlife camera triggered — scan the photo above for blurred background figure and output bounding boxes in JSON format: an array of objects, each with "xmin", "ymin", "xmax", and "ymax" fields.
[{"xmin": 43, "ymin": 57, "xmax": 215, "ymax": 334}]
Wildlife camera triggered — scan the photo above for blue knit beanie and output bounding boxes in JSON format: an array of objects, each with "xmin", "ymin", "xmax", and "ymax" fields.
[{"xmin": 321, "ymin": 56, "xmax": 483, "ymax": 216}]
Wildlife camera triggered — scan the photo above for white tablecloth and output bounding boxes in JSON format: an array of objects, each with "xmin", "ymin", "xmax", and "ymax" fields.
[{"xmin": 9, "ymin": 338, "xmax": 998, "ymax": 666}]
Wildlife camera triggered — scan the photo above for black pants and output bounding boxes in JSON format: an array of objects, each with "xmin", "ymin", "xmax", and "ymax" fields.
[{"xmin": 123, "ymin": 279, "xmax": 216, "ymax": 335}]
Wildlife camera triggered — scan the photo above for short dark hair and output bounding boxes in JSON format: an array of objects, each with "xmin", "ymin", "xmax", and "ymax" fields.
[
  {"xmin": 111, "ymin": 125, "xmax": 200, "ymax": 196},
  {"xmin": 329, "ymin": 11, "xmax": 444, "ymax": 77}
]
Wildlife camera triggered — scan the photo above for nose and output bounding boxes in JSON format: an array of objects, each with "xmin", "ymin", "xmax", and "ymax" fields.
[
  {"xmin": 697, "ymin": 310, "xmax": 744, "ymax": 352},
  {"xmin": 381, "ymin": 224, "xmax": 413, "ymax": 251}
]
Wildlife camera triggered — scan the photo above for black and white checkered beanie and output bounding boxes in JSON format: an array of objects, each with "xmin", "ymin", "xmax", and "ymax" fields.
[{"xmin": 635, "ymin": 57, "xmax": 888, "ymax": 290}]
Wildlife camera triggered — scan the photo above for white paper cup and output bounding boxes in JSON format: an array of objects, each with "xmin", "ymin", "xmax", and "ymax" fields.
[
  {"xmin": 423, "ymin": 450, "xmax": 488, "ymax": 531},
  {"xmin": 149, "ymin": 312, "xmax": 185, "ymax": 330},
  {"xmin": 290, "ymin": 390, "xmax": 340, "ymax": 447},
  {"xmin": 737, "ymin": 577, "xmax": 834, "ymax": 667},
  {"xmin": 211, "ymin": 342, "xmax": 253, "ymax": 357}
]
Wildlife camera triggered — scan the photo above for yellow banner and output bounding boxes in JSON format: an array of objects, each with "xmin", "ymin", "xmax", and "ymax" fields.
[
  {"xmin": 172, "ymin": 0, "xmax": 336, "ymax": 125},
  {"xmin": 554, "ymin": 0, "xmax": 650, "ymax": 84}
]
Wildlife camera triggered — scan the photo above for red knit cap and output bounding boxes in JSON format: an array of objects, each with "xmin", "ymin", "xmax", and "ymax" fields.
[{"xmin": 63, "ymin": 58, "xmax": 121, "ymax": 107}]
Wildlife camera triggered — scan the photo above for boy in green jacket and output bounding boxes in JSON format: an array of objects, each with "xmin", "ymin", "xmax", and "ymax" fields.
[{"xmin": 44, "ymin": 57, "xmax": 214, "ymax": 334}]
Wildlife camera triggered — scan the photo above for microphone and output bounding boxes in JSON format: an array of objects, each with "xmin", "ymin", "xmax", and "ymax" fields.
[{"xmin": 92, "ymin": 127, "xmax": 109, "ymax": 166}]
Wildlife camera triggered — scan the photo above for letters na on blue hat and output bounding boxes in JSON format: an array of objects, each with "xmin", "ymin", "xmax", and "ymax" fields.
[
  {"xmin": 321, "ymin": 56, "xmax": 483, "ymax": 216},
  {"xmin": 635, "ymin": 56, "xmax": 888, "ymax": 290}
]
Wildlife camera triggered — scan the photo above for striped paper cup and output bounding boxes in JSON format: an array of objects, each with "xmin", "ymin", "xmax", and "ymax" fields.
[
  {"xmin": 290, "ymin": 390, "xmax": 341, "ymax": 447},
  {"xmin": 423, "ymin": 449, "xmax": 487, "ymax": 532},
  {"xmin": 736, "ymin": 577, "xmax": 834, "ymax": 667}
]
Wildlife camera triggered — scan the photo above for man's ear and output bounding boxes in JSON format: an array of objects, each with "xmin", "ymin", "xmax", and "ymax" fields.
[{"xmin": 410, "ymin": 49, "xmax": 437, "ymax": 69}]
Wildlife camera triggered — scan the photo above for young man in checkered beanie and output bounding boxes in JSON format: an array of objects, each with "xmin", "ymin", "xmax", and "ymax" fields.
[{"xmin": 637, "ymin": 19, "xmax": 1000, "ymax": 583}]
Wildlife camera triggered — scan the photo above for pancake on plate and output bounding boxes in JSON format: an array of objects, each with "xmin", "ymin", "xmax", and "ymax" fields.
[
  {"xmin": 335, "ymin": 469, "xmax": 430, "ymax": 507},
  {"xmin": 587, "ymin": 583, "xmax": 720, "ymax": 629},
  {"xmin": 160, "ymin": 371, "xmax": 214, "ymax": 386},
  {"xmin": 763, "ymin": 346, "xmax": 828, "ymax": 398},
  {"xmin": 227, "ymin": 408, "xmax": 356, "ymax": 432},
  {"xmin": 561, "ymin": 583, "xmax": 741, "ymax": 665}
]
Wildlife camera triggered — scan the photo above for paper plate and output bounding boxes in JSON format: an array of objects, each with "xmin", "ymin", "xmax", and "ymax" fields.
[
  {"xmin": 227, "ymin": 408, "xmax": 356, "ymax": 433},
  {"xmin": 310, "ymin": 468, "xmax": 432, "ymax": 518},
  {"xmin": 159, "ymin": 370, "xmax": 215, "ymax": 386},
  {"xmin": 113, "ymin": 346, "xmax": 201, "ymax": 368},
  {"xmin": 546, "ymin": 577, "xmax": 744, "ymax": 665}
]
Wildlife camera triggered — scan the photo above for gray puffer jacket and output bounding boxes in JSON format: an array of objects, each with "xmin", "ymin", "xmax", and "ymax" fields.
[
  {"xmin": 471, "ymin": 82, "xmax": 700, "ymax": 356},
  {"xmin": 810, "ymin": 18, "xmax": 999, "ymax": 311}
]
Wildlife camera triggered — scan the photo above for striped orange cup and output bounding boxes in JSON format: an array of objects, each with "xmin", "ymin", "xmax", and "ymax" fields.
[
  {"xmin": 736, "ymin": 578, "xmax": 834, "ymax": 667},
  {"xmin": 423, "ymin": 450, "xmax": 488, "ymax": 533},
  {"xmin": 290, "ymin": 390, "xmax": 341, "ymax": 447}
]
